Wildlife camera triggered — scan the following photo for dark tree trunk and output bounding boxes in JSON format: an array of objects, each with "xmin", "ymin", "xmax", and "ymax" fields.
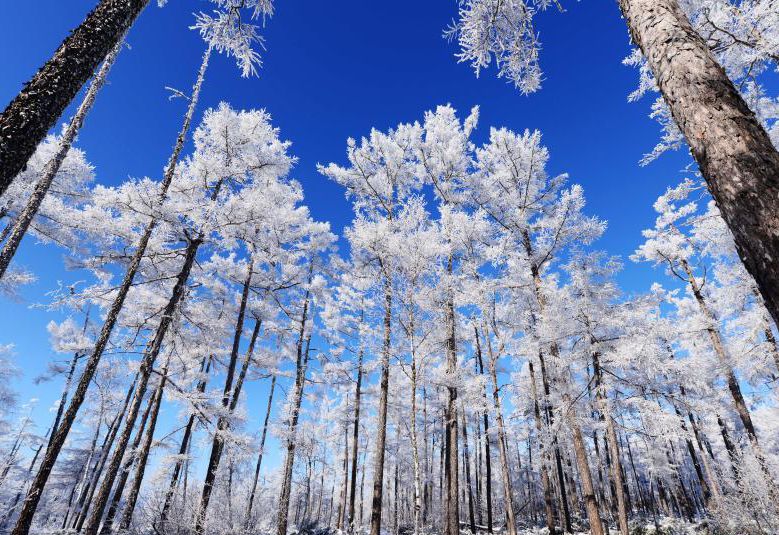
[
  {"xmin": 82, "ymin": 237, "xmax": 202, "ymax": 535},
  {"xmin": 245, "ymin": 373, "xmax": 277, "ymax": 529},
  {"xmin": 0, "ymin": 0, "xmax": 150, "ymax": 195},
  {"xmin": 473, "ymin": 326, "xmax": 494, "ymax": 534},
  {"xmin": 617, "ymin": 0, "xmax": 779, "ymax": 330},
  {"xmin": 159, "ymin": 356, "xmax": 212, "ymax": 531},
  {"xmin": 443, "ymin": 258, "xmax": 459, "ymax": 535},
  {"xmin": 528, "ymin": 360, "xmax": 557, "ymax": 535},
  {"xmin": 369, "ymin": 275, "xmax": 392, "ymax": 535},
  {"xmin": 8, "ymin": 48, "xmax": 210, "ymax": 535},
  {"xmin": 348, "ymin": 348, "xmax": 364, "ymax": 532},
  {"xmin": 460, "ymin": 409, "xmax": 476, "ymax": 535}
]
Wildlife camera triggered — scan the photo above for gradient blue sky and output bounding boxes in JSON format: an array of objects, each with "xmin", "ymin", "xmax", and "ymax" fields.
[{"xmin": 0, "ymin": 0, "xmax": 692, "ymax": 468}]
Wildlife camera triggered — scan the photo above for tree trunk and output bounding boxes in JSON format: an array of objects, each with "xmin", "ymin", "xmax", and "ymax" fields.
[
  {"xmin": 443, "ymin": 259, "xmax": 459, "ymax": 535},
  {"xmin": 473, "ymin": 326, "xmax": 494, "ymax": 534},
  {"xmin": 119, "ymin": 357, "xmax": 171, "ymax": 530},
  {"xmin": 83, "ymin": 236, "xmax": 202, "ymax": 535},
  {"xmin": 245, "ymin": 373, "xmax": 277, "ymax": 529},
  {"xmin": 0, "ymin": 0, "xmax": 150, "ymax": 195},
  {"xmin": 562, "ymin": 390, "xmax": 605, "ymax": 535},
  {"xmin": 591, "ymin": 350, "xmax": 629, "ymax": 535},
  {"xmin": 98, "ymin": 370, "xmax": 158, "ymax": 535},
  {"xmin": 617, "ymin": 0, "xmax": 779, "ymax": 330},
  {"xmin": 483, "ymin": 328, "xmax": 517, "ymax": 535},
  {"xmin": 158, "ymin": 356, "xmax": 212, "ymax": 531},
  {"xmin": 337, "ymin": 417, "xmax": 350, "ymax": 530},
  {"xmin": 277, "ymin": 277, "xmax": 313, "ymax": 535},
  {"xmin": 194, "ymin": 262, "xmax": 258, "ymax": 535},
  {"xmin": 8, "ymin": 48, "xmax": 210, "ymax": 535},
  {"xmin": 348, "ymin": 347, "xmax": 364, "ymax": 532},
  {"xmin": 460, "ymin": 408, "xmax": 476, "ymax": 535},
  {"xmin": 369, "ymin": 274, "xmax": 392, "ymax": 535},
  {"xmin": 0, "ymin": 36, "xmax": 124, "ymax": 280}
]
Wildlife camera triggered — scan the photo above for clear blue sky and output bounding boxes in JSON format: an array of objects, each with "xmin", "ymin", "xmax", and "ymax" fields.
[{"xmin": 0, "ymin": 0, "xmax": 691, "ymax": 462}]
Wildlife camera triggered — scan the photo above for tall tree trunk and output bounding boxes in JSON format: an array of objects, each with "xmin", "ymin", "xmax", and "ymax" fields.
[
  {"xmin": 98, "ymin": 369, "xmax": 158, "ymax": 535},
  {"xmin": 158, "ymin": 356, "xmax": 212, "ymax": 532},
  {"xmin": 71, "ymin": 374, "xmax": 138, "ymax": 531},
  {"xmin": 460, "ymin": 407, "xmax": 476, "ymax": 535},
  {"xmin": 83, "ymin": 236, "xmax": 202, "ymax": 535},
  {"xmin": 277, "ymin": 277, "xmax": 313, "ymax": 535},
  {"xmin": 276, "ymin": 335, "xmax": 312, "ymax": 535},
  {"xmin": 562, "ymin": 389, "xmax": 605, "ymax": 535},
  {"xmin": 483, "ymin": 327, "xmax": 517, "ymax": 535},
  {"xmin": 9, "ymin": 47, "xmax": 210, "ymax": 535},
  {"xmin": 617, "ymin": 0, "xmax": 779, "ymax": 330},
  {"xmin": 194, "ymin": 262, "xmax": 258, "ymax": 534},
  {"xmin": 443, "ymin": 258, "xmax": 459, "ymax": 535},
  {"xmin": 369, "ymin": 274, "xmax": 392, "ymax": 535},
  {"xmin": 473, "ymin": 326, "xmax": 494, "ymax": 533},
  {"xmin": 337, "ymin": 417, "xmax": 350, "ymax": 530},
  {"xmin": 0, "ymin": 36, "xmax": 124, "ymax": 280},
  {"xmin": 119, "ymin": 357, "xmax": 171, "ymax": 529},
  {"xmin": 245, "ymin": 373, "xmax": 277, "ymax": 529},
  {"xmin": 409, "ymin": 337, "xmax": 422, "ymax": 535},
  {"xmin": 591, "ymin": 350, "xmax": 629, "ymax": 535},
  {"xmin": 0, "ymin": 0, "xmax": 150, "ymax": 194},
  {"xmin": 348, "ymin": 347, "xmax": 364, "ymax": 532}
]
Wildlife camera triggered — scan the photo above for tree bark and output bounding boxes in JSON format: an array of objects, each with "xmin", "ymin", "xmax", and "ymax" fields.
[
  {"xmin": 0, "ymin": 0, "xmax": 150, "ymax": 195},
  {"xmin": 443, "ymin": 259, "xmax": 460, "ymax": 535},
  {"xmin": 460, "ymin": 407, "xmax": 476, "ymax": 535},
  {"xmin": 369, "ymin": 274, "xmax": 392, "ymax": 535},
  {"xmin": 617, "ymin": 0, "xmax": 779, "ymax": 330},
  {"xmin": 8, "ymin": 47, "xmax": 210, "ymax": 535}
]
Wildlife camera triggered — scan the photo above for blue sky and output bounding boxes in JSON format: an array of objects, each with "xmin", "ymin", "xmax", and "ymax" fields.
[{"xmin": 0, "ymin": 0, "xmax": 692, "ymax": 470}]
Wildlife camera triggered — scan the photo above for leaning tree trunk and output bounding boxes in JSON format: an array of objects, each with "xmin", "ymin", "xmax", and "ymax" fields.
[
  {"xmin": 0, "ymin": 35, "xmax": 125, "ymax": 280},
  {"xmin": 0, "ymin": 0, "xmax": 150, "ymax": 195},
  {"xmin": 617, "ymin": 0, "xmax": 779, "ymax": 330},
  {"xmin": 369, "ymin": 274, "xmax": 393, "ymax": 535},
  {"xmin": 119, "ymin": 357, "xmax": 171, "ymax": 530},
  {"xmin": 245, "ymin": 373, "xmax": 277, "ymax": 529},
  {"xmin": 8, "ymin": 47, "xmax": 210, "ymax": 535},
  {"xmin": 348, "ymin": 346, "xmax": 364, "ymax": 532},
  {"xmin": 83, "ymin": 237, "xmax": 202, "ymax": 535},
  {"xmin": 159, "ymin": 356, "xmax": 212, "ymax": 531},
  {"xmin": 193, "ymin": 262, "xmax": 257, "ymax": 534}
]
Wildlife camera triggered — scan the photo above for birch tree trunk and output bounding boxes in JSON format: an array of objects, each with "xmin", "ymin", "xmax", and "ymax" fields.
[
  {"xmin": 443, "ymin": 259, "xmax": 460, "ymax": 535},
  {"xmin": 369, "ymin": 274, "xmax": 392, "ymax": 535},
  {"xmin": 0, "ymin": 0, "xmax": 150, "ymax": 194},
  {"xmin": 9, "ymin": 48, "xmax": 211, "ymax": 535},
  {"xmin": 617, "ymin": 0, "xmax": 779, "ymax": 330},
  {"xmin": 82, "ymin": 236, "xmax": 202, "ymax": 535}
]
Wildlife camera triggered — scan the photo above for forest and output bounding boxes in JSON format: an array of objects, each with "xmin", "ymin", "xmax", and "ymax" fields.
[{"xmin": 0, "ymin": 1, "xmax": 778, "ymax": 535}]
